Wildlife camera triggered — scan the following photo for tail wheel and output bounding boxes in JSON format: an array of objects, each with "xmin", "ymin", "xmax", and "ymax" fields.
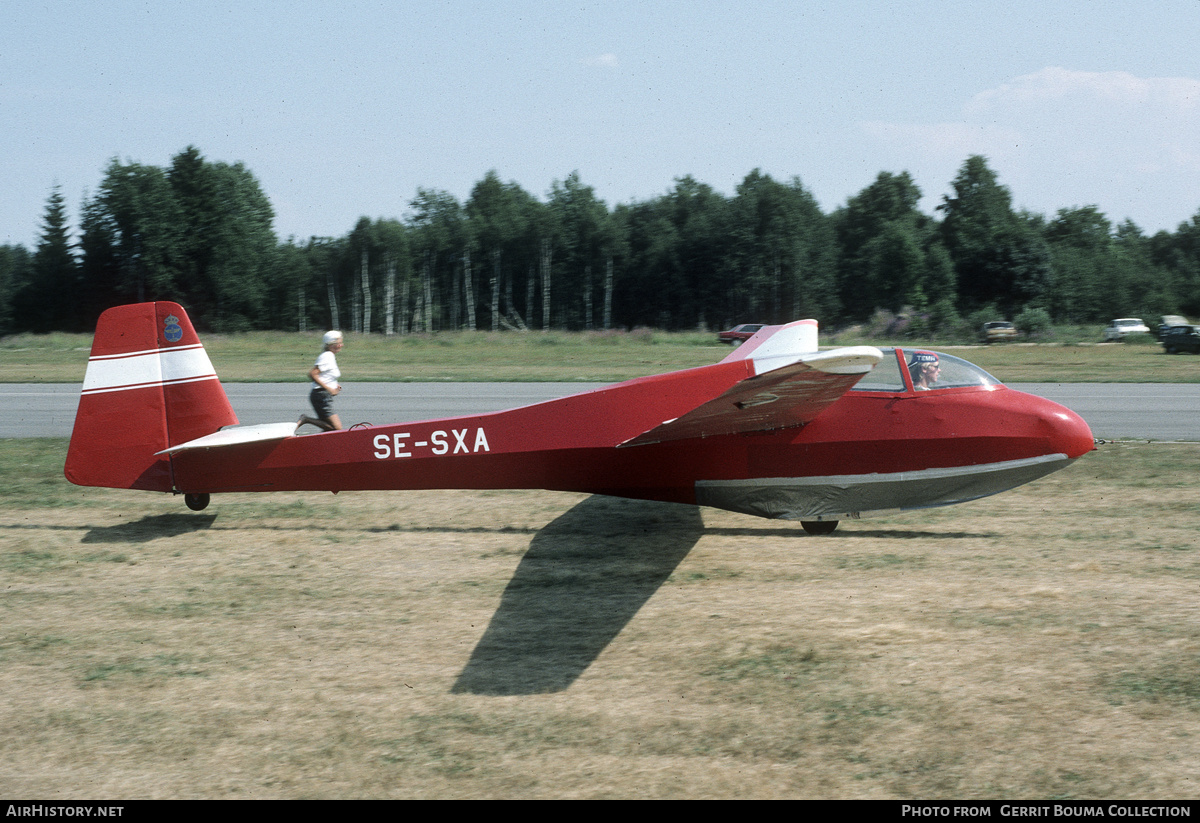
[
  {"xmin": 801, "ymin": 520, "xmax": 838, "ymax": 535},
  {"xmin": 184, "ymin": 493, "xmax": 211, "ymax": 511}
]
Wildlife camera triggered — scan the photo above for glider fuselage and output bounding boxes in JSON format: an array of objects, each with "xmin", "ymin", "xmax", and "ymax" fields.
[
  {"xmin": 169, "ymin": 354, "xmax": 1093, "ymax": 521},
  {"xmin": 65, "ymin": 303, "xmax": 1094, "ymax": 525}
]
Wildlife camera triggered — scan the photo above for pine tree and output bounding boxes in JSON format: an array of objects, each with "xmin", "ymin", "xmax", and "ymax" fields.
[{"xmin": 20, "ymin": 185, "xmax": 79, "ymax": 331}]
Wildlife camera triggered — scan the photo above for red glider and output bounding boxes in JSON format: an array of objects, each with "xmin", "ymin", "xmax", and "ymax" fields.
[{"xmin": 65, "ymin": 302, "xmax": 1094, "ymax": 534}]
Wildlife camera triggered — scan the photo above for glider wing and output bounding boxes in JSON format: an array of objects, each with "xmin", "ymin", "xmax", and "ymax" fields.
[{"xmin": 619, "ymin": 346, "xmax": 882, "ymax": 447}]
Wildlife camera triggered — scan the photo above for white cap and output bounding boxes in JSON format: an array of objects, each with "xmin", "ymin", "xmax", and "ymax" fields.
[{"xmin": 323, "ymin": 330, "xmax": 343, "ymax": 346}]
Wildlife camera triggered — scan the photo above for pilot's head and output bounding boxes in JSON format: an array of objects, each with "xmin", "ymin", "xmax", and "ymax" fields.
[{"xmin": 908, "ymin": 350, "xmax": 940, "ymax": 386}]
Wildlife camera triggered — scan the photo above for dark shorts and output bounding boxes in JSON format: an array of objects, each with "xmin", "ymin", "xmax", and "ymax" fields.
[{"xmin": 310, "ymin": 387, "xmax": 335, "ymax": 420}]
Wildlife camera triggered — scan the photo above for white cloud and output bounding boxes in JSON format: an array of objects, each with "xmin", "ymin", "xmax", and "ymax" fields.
[
  {"xmin": 581, "ymin": 53, "xmax": 619, "ymax": 68},
  {"xmin": 968, "ymin": 68, "xmax": 1200, "ymax": 174},
  {"xmin": 862, "ymin": 120, "xmax": 1024, "ymax": 164},
  {"xmin": 967, "ymin": 67, "xmax": 1200, "ymax": 113},
  {"xmin": 862, "ymin": 67, "xmax": 1200, "ymax": 229}
]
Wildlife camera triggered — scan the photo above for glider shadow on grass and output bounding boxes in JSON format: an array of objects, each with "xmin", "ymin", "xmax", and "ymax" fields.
[
  {"xmin": 452, "ymin": 495, "xmax": 703, "ymax": 695},
  {"xmin": 82, "ymin": 513, "xmax": 217, "ymax": 544}
]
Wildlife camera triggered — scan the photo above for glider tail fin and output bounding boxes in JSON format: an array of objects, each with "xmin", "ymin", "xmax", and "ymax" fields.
[{"xmin": 64, "ymin": 302, "xmax": 238, "ymax": 491}]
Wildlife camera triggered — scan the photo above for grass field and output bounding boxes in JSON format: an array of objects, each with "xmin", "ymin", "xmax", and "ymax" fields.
[
  {"xmin": 3, "ymin": 328, "xmax": 1200, "ymax": 383},
  {"xmin": 2, "ymin": 438, "xmax": 1199, "ymax": 798}
]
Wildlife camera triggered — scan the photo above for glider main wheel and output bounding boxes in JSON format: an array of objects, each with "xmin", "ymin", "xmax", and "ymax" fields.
[
  {"xmin": 800, "ymin": 520, "xmax": 838, "ymax": 536},
  {"xmin": 184, "ymin": 493, "xmax": 211, "ymax": 512}
]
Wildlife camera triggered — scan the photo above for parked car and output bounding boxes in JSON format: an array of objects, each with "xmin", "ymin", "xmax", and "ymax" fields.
[
  {"xmin": 1103, "ymin": 318, "xmax": 1150, "ymax": 341},
  {"xmin": 1160, "ymin": 324, "xmax": 1200, "ymax": 354},
  {"xmin": 1157, "ymin": 315, "xmax": 1189, "ymax": 340},
  {"xmin": 980, "ymin": 321, "xmax": 1018, "ymax": 343},
  {"xmin": 717, "ymin": 323, "xmax": 764, "ymax": 345}
]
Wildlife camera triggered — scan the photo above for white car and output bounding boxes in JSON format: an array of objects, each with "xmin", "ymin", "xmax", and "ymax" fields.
[{"xmin": 1103, "ymin": 318, "xmax": 1150, "ymax": 341}]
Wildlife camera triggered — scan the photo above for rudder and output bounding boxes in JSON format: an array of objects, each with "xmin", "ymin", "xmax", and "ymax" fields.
[{"xmin": 65, "ymin": 302, "xmax": 238, "ymax": 491}]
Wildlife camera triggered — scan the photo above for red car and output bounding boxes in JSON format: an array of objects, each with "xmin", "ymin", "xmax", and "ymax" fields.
[{"xmin": 717, "ymin": 323, "xmax": 764, "ymax": 345}]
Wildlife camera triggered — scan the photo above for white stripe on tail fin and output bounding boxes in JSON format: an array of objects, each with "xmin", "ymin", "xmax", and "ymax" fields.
[{"xmin": 65, "ymin": 302, "xmax": 237, "ymax": 491}]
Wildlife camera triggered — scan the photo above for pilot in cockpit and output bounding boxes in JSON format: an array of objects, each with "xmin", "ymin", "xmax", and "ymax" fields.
[{"xmin": 908, "ymin": 350, "xmax": 940, "ymax": 391}]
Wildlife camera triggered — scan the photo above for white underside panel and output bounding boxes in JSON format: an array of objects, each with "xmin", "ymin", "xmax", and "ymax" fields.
[{"xmin": 694, "ymin": 454, "xmax": 1074, "ymax": 521}]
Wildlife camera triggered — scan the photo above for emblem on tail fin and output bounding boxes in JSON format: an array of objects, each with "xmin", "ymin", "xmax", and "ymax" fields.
[{"xmin": 163, "ymin": 313, "xmax": 183, "ymax": 343}]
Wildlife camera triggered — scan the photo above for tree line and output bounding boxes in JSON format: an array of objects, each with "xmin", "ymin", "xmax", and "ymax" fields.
[{"xmin": 2, "ymin": 147, "xmax": 1198, "ymax": 336}]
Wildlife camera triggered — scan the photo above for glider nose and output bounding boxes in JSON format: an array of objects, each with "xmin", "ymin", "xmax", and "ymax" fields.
[{"xmin": 1039, "ymin": 397, "xmax": 1095, "ymax": 459}]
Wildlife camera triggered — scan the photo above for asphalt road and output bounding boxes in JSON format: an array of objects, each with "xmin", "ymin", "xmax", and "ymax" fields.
[
  {"xmin": 2, "ymin": 381, "xmax": 1197, "ymax": 442},
  {"xmin": 1009, "ymin": 383, "xmax": 1200, "ymax": 442},
  {"xmin": 0, "ymin": 383, "xmax": 611, "ymax": 440}
]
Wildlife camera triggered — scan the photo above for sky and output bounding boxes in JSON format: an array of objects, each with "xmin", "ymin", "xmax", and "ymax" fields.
[{"xmin": 4, "ymin": 0, "xmax": 1200, "ymax": 250}]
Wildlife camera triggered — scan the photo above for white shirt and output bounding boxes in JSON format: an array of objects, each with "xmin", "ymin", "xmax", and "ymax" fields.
[{"xmin": 311, "ymin": 350, "xmax": 340, "ymax": 391}]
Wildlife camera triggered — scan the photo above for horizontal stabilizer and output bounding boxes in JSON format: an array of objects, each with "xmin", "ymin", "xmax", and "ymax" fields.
[
  {"xmin": 157, "ymin": 422, "xmax": 298, "ymax": 455},
  {"xmin": 620, "ymin": 346, "xmax": 882, "ymax": 447}
]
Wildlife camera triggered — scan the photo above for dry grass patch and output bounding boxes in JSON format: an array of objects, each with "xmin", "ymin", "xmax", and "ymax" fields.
[{"xmin": 2, "ymin": 439, "xmax": 1199, "ymax": 798}]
